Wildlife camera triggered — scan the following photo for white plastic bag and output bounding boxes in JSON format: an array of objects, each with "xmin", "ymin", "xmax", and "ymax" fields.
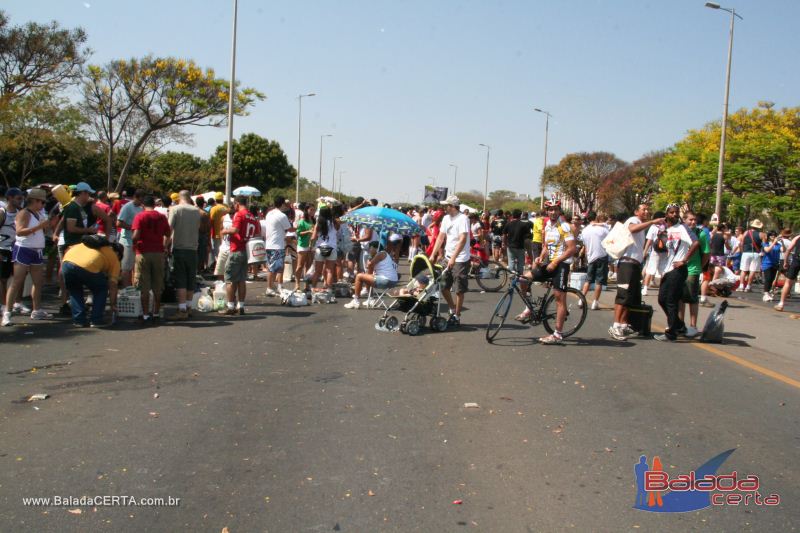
[
  {"xmin": 280, "ymin": 288, "xmax": 309, "ymax": 307},
  {"xmin": 602, "ymin": 222, "xmax": 635, "ymax": 260}
]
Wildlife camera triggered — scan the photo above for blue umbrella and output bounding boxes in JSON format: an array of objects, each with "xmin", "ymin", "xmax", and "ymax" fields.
[
  {"xmin": 233, "ymin": 185, "xmax": 261, "ymax": 197},
  {"xmin": 340, "ymin": 206, "xmax": 424, "ymax": 236}
]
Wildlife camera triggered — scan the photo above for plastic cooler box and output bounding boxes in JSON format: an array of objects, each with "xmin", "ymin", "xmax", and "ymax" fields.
[{"xmin": 116, "ymin": 288, "xmax": 154, "ymax": 318}]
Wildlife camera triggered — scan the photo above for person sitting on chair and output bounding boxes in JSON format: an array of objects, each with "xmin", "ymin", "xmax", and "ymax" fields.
[{"xmin": 344, "ymin": 241, "xmax": 398, "ymax": 309}]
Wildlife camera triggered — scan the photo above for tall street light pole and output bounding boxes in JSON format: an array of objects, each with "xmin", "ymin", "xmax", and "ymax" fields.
[
  {"xmin": 224, "ymin": 0, "xmax": 238, "ymax": 206},
  {"xmin": 534, "ymin": 108, "xmax": 552, "ymax": 211},
  {"xmin": 318, "ymin": 134, "xmax": 332, "ymax": 198},
  {"xmin": 705, "ymin": 2, "xmax": 742, "ymax": 223},
  {"xmin": 478, "ymin": 144, "xmax": 491, "ymax": 213},
  {"xmin": 296, "ymin": 92, "xmax": 316, "ymax": 204},
  {"xmin": 331, "ymin": 156, "xmax": 342, "ymax": 194},
  {"xmin": 449, "ymin": 163, "xmax": 458, "ymax": 195}
]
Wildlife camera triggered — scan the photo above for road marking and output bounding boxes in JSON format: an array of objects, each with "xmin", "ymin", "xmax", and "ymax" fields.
[
  {"xmin": 648, "ymin": 324, "xmax": 800, "ymax": 389},
  {"xmin": 691, "ymin": 342, "xmax": 800, "ymax": 390}
]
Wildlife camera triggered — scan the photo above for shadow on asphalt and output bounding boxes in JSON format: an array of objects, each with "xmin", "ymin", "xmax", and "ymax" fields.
[{"xmin": 488, "ymin": 336, "xmax": 634, "ymax": 348}]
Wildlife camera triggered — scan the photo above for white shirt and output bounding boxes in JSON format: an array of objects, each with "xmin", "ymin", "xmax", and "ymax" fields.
[
  {"xmin": 421, "ymin": 213, "xmax": 433, "ymax": 228},
  {"xmin": 581, "ymin": 223, "xmax": 609, "ymax": 263},
  {"xmin": 373, "ymin": 252, "xmax": 398, "ymax": 281},
  {"xmin": 663, "ymin": 223, "xmax": 697, "ymax": 274},
  {"xmin": 219, "ymin": 215, "xmax": 233, "ymax": 253},
  {"xmin": 262, "ymin": 208, "xmax": 291, "ymax": 250},
  {"xmin": 440, "ymin": 212, "xmax": 470, "ymax": 262},
  {"xmin": 621, "ymin": 216, "xmax": 646, "ymax": 263}
]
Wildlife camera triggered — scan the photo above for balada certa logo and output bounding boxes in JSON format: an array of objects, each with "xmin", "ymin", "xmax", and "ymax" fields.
[{"xmin": 634, "ymin": 449, "xmax": 780, "ymax": 513}]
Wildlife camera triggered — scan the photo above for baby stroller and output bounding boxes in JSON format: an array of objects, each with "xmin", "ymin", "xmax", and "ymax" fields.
[{"xmin": 377, "ymin": 255, "xmax": 447, "ymax": 335}]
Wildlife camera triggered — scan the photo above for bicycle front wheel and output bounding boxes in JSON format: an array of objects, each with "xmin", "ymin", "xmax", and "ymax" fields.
[
  {"xmin": 475, "ymin": 260, "xmax": 508, "ymax": 292},
  {"xmin": 486, "ymin": 290, "xmax": 513, "ymax": 342},
  {"xmin": 542, "ymin": 287, "xmax": 587, "ymax": 338}
]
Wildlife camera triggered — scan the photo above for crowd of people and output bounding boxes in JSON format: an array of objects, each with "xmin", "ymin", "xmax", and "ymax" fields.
[{"xmin": 1, "ymin": 183, "xmax": 798, "ymax": 345}]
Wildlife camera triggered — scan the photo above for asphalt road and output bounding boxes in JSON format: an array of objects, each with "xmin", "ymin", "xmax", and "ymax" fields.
[{"xmin": 0, "ymin": 277, "xmax": 798, "ymax": 532}]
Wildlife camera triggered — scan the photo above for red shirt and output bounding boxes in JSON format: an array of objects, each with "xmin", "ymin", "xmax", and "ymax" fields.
[
  {"xmin": 229, "ymin": 208, "xmax": 259, "ymax": 252},
  {"xmin": 95, "ymin": 201, "xmax": 112, "ymax": 235},
  {"xmin": 112, "ymin": 198, "xmax": 128, "ymax": 217},
  {"xmin": 132, "ymin": 209, "xmax": 170, "ymax": 254}
]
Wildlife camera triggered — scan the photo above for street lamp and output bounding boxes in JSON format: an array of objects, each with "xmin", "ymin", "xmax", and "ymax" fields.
[
  {"xmin": 331, "ymin": 156, "xmax": 342, "ymax": 194},
  {"xmin": 223, "ymin": 0, "xmax": 239, "ymax": 206},
  {"xmin": 318, "ymin": 134, "xmax": 332, "ymax": 198},
  {"xmin": 449, "ymin": 163, "xmax": 458, "ymax": 195},
  {"xmin": 705, "ymin": 2, "xmax": 742, "ymax": 222},
  {"xmin": 478, "ymin": 144, "xmax": 491, "ymax": 213},
  {"xmin": 296, "ymin": 92, "xmax": 316, "ymax": 204},
  {"xmin": 534, "ymin": 108, "xmax": 552, "ymax": 210}
]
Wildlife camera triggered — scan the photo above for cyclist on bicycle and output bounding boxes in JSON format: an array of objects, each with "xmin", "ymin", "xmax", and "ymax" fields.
[{"xmin": 516, "ymin": 200, "xmax": 576, "ymax": 344}]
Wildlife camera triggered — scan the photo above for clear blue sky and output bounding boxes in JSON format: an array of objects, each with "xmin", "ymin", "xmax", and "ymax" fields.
[{"xmin": 5, "ymin": 0, "xmax": 799, "ymax": 203}]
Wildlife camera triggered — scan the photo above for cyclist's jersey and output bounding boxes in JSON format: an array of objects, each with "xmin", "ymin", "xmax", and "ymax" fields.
[{"xmin": 544, "ymin": 219, "xmax": 575, "ymax": 264}]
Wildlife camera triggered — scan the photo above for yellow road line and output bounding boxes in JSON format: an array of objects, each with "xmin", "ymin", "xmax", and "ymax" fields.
[
  {"xmin": 690, "ymin": 342, "xmax": 800, "ymax": 390},
  {"xmin": 650, "ymin": 323, "xmax": 800, "ymax": 390}
]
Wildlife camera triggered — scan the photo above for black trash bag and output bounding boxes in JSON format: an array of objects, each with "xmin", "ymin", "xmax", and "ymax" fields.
[{"xmin": 700, "ymin": 300, "xmax": 728, "ymax": 343}]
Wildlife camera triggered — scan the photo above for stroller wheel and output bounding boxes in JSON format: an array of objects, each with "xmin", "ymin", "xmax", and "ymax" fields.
[
  {"xmin": 386, "ymin": 316, "xmax": 399, "ymax": 331},
  {"xmin": 431, "ymin": 316, "xmax": 448, "ymax": 332},
  {"xmin": 399, "ymin": 321, "xmax": 407, "ymax": 333},
  {"xmin": 405, "ymin": 319, "xmax": 422, "ymax": 336},
  {"xmin": 378, "ymin": 317, "xmax": 387, "ymax": 328}
]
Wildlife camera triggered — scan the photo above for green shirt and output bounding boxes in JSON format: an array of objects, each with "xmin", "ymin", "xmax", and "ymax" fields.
[
  {"xmin": 297, "ymin": 219, "xmax": 313, "ymax": 248},
  {"xmin": 687, "ymin": 228, "xmax": 710, "ymax": 276}
]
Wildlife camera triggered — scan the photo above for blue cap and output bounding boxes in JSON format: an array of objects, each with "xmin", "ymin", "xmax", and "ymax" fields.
[
  {"xmin": 5, "ymin": 187, "xmax": 23, "ymax": 198},
  {"xmin": 74, "ymin": 182, "xmax": 96, "ymax": 194}
]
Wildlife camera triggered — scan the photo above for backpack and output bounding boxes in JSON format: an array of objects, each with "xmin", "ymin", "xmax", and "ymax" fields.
[{"xmin": 82, "ymin": 234, "xmax": 110, "ymax": 249}]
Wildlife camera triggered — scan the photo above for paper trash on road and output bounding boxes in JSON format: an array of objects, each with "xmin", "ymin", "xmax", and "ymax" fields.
[
  {"xmin": 463, "ymin": 402, "xmax": 480, "ymax": 409},
  {"xmin": 27, "ymin": 393, "xmax": 49, "ymax": 402}
]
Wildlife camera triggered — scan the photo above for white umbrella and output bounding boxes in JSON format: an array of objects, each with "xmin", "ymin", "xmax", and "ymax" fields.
[{"xmin": 233, "ymin": 186, "xmax": 261, "ymax": 197}]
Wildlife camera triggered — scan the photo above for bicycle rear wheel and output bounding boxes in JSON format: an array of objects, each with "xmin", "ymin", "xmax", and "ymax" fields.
[
  {"xmin": 486, "ymin": 291, "xmax": 513, "ymax": 342},
  {"xmin": 542, "ymin": 287, "xmax": 587, "ymax": 337},
  {"xmin": 475, "ymin": 260, "xmax": 508, "ymax": 292}
]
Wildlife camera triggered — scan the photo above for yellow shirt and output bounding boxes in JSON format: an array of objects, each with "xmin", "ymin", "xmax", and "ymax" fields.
[
  {"xmin": 532, "ymin": 217, "xmax": 544, "ymax": 243},
  {"xmin": 209, "ymin": 204, "xmax": 228, "ymax": 239},
  {"xmin": 63, "ymin": 244, "xmax": 121, "ymax": 281}
]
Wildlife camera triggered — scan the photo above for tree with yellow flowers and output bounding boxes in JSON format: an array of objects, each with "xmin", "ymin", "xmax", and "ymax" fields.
[
  {"xmin": 82, "ymin": 55, "xmax": 264, "ymax": 192},
  {"xmin": 659, "ymin": 102, "xmax": 800, "ymax": 228}
]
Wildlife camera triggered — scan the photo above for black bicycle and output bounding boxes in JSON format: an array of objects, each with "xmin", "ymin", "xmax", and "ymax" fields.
[{"xmin": 486, "ymin": 267, "xmax": 588, "ymax": 342}]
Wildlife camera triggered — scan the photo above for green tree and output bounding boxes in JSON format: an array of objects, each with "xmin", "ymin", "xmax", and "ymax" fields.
[
  {"xmin": 82, "ymin": 56, "xmax": 264, "ymax": 192},
  {"xmin": 209, "ymin": 133, "xmax": 295, "ymax": 197},
  {"xmin": 0, "ymin": 90, "xmax": 92, "ymax": 188},
  {"xmin": 137, "ymin": 151, "xmax": 215, "ymax": 195},
  {"xmin": 542, "ymin": 152, "xmax": 628, "ymax": 213},
  {"xmin": 659, "ymin": 104, "xmax": 800, "ymax": 228},
  {"xmin": 0, "ymin": 11, "xmax": 90, "ymax": 106}
]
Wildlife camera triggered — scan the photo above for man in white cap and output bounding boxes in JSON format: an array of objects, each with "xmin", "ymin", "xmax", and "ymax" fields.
[{"xmin": 431, "ymin": 195, "xmax": 470, "ymax": 325}]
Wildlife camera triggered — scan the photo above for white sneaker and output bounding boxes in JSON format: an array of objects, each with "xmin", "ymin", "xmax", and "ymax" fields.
[
  {"xmin": 343, "ymin": 299, "xmax": 362, "ymax": 309},
  {"xmin": 641, "ymin": 287, "xmax": 648, "ymax": 296},
  {"xmin": 684, "ymin": 326, "xmax": 699, "ymax": 338},
  {"xmin": 591, "ymin": 300, "xmax": 600, "ymax": 310},
  {"xmin": 30, "ymin": 310, "xmax": 53, "ymax": 320},
  {"xmin": 744, "ymin": 285, "xmax": 751, "ymax": 292},
  {"xmin": 360, "ymin": 289, "xmax": 369, "ymax": 298},
  {"xmin": 762, "ymin": 293, "xmax": 770, "ymax": 302},
  {"xmin": 1, "ymin": 311, "xmax": 11, "ymax": 327},
  {"xmin": 577, "ymin": 299, "xmax": 584, "ymax": 309},
  {"xmin": 13, "ymin": 302, "xmax": 31, "ymax": 314},
  {"xmin": 265, "ymin": 288, "xmax": 278, "ymax": 297}
]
